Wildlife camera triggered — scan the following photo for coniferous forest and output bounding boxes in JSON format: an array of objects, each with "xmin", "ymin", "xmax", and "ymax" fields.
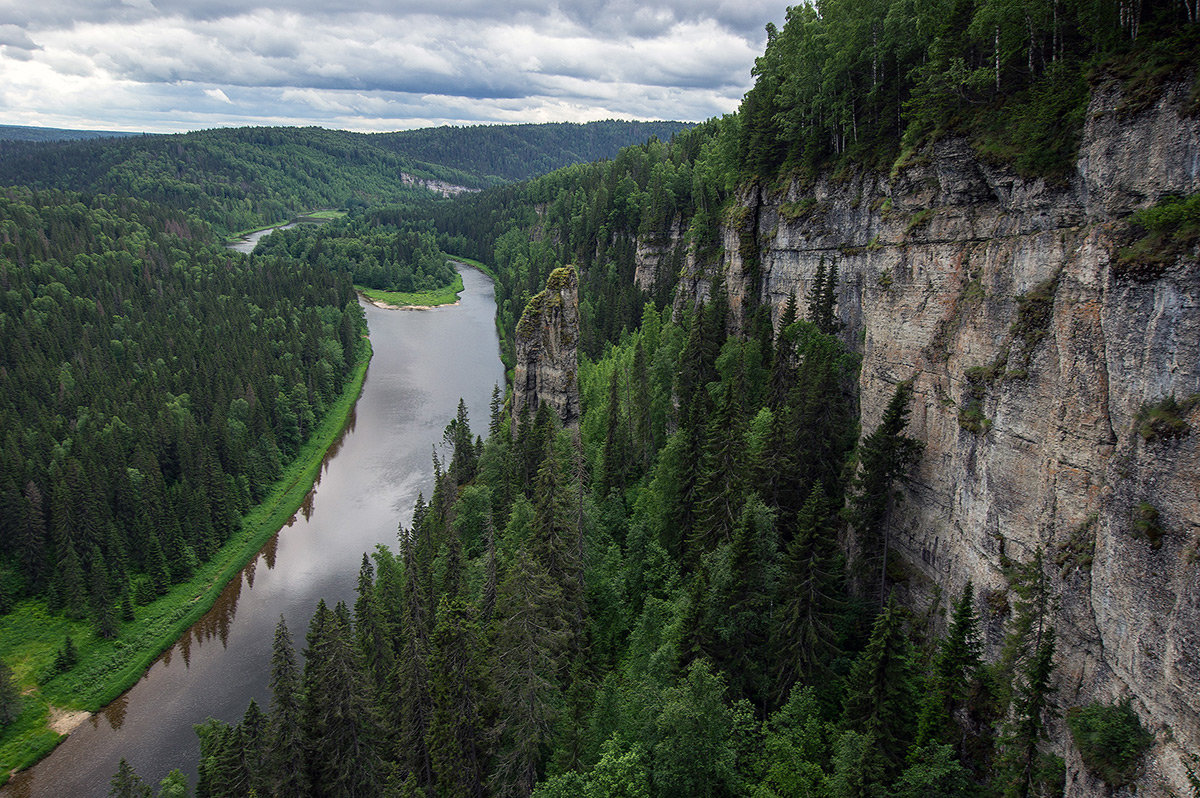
[{"xmin": 2, "ymin": 0, "xmax": 1197, "ymax": 795}]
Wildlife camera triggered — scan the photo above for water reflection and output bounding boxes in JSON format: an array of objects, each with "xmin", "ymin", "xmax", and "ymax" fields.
[
  {"xmin": 1, "ymin": 267, "xmax": 503, "ymax": 797},
  {"xmin": 100, "ymin": 695, "xmax": 128, "ymax": 732}
]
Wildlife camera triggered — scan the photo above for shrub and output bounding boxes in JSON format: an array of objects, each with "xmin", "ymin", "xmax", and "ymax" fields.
[
  {"xmin": 1135, "ymin": 394, "xmax": 1197, "ymax": 441},
  {"xmin": 1116, "ymin": 192, "xmax": 1200, "ymax": 279},
  {"xmin": 1067, "ymin": 700, "xmax": 1153, "ymax": 786},
  {"xmin": 1131, "ymin": 501, "xmax": 1165, "ymax": 550}
]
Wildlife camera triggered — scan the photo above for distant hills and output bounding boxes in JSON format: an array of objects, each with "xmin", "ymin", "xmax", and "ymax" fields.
[
  {"xmin": 371, "ymin": 120, "xmax": 693, "ymax": 182},
  {"xmin": 0, "ymin": 124, "xmax": 144, "ymax": 142},
  {"xmin": 0, "ymin": 120, "xmax": 692, "ymax": 235}
]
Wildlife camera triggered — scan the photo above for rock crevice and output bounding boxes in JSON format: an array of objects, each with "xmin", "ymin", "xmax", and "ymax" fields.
[
  {"xmin": 683, "ymin": 78, "xmax": 1200, "ymax": 796},
  {"xmin": 512, "ymin": 265, "xmax": 581, "ymax": 428}
]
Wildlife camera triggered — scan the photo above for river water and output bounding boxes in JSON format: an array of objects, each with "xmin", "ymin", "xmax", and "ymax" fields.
[
  {"xmin": 226, "ymin": 222, "xmax": 297, "ymax": 254},
  {"xmin": 2, "ymin": 267, "xmax": 503, "ymax": 796}
]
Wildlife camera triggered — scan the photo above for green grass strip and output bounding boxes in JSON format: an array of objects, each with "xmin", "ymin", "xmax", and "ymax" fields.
[
  {"xmin": 298, "ymin": 209, "xmax": 347, "ymax": 220},
  {"xmin": 0, "ymin": 341, "xmax": 372, "ymax": 783},
  {"xmin": 358, "ymin": 271, "xmax": 465, "ymax": 308},
  {"xmin": 445, "ymin": 254, "xmax": 498, "ymax": 280}
]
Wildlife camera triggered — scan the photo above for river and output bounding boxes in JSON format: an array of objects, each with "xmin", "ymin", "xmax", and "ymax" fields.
[
  {"xmin": 225, "ymin": 222, "xmax": 297, "ymax": 254},
  {"xmin": 2, "ymin": 266, "xmax": 503, "ymax": 796}
]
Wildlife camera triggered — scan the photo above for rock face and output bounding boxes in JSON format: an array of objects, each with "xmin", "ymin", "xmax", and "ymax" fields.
[
  {"xmin": 513, "ymin": 266, "xmax": 581, "ymax": 428},
  {"xmin": 399, "ymin": 172, "xmax": 480, "ymax": 198},
  {"xmin": 684, "ymin": 79, "xmax": 1200, "ymax": 795}
]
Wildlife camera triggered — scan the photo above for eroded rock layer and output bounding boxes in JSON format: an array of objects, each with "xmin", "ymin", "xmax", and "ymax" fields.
[
  {"xmin": 686, "ymin": 80, "xmax": 1200, "ymax": 795},
  {"xmin": 513, "ymin": 266, "xmax": 581, "ymax": 428}
]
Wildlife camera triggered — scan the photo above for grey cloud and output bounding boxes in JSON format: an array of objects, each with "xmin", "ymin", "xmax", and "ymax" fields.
[{"xmin": 0, "ymin": 24, "xmax": 40, "ymax": 49}]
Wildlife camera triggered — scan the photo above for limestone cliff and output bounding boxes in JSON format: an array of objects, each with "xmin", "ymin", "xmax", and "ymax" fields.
[
  {"xmin": 684, "ymin": 79, "xmax": 1200, "ymax": 795},
  {"xmin": 513, "ymin": 266, "xmax": 581, "ymax": 428}
]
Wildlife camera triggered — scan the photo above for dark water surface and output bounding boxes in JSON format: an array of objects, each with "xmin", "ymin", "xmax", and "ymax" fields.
[{"xmin": 2, "ymin": 267, "xmax": 502, "ymax": 797}]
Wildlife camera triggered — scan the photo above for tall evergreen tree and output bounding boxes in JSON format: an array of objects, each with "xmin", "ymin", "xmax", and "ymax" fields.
[
  {"xmin": 849, "ymin": 379, "xmax": 923, "ymax": 603},
  {"xmin": 840, "ymin": 595, "xmax": 919, "ymax": 772},
  {"xmin": 775, "ymin": 482, "xmax": 844, "ymax": 698},
  {"xmin": 917, "ymin": 582, "xmax": 983, "ymax": 750},
  {"xmin": 427, "ymin": 595, "xmax": 488, "ymax": 798},
  {"xmin": 266, "ymin": 616, "xmax": 309, "ymax": 797},
  {"xmin": 108, "ymin": 758, "xmax": 152, "ymax": 798}
]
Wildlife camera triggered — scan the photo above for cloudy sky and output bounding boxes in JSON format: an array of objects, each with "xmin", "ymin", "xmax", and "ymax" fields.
[{"xmin": 0, "ymin": 0, "xmax": 787, "ymax": 133}]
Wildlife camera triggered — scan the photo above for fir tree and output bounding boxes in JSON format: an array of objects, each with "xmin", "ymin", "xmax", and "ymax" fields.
[
  {"xmin": 849, "ymin": 379, "xmax": 923, "ymax": 603},
  {"xmin": 108, "ymin": 758, "xmax": 152, "ymax": 798},
  {"xmin": 775, "ymin": 482, "xmax": 844, "ymax": 698},
  {"xmin": 840, "ymin": 595, "xmax": 920, "ymax": 772},
  {"xmin": 266, "ymin": 617, "xmax": 309, "ymax": 796}
]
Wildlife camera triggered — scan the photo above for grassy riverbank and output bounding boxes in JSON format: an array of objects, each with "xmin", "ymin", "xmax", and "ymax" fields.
[
  {"xmin": 0, "ymin": 342, "xmax": 372, "ymax": 786},
  {"xmin": 224, "ymin": 209, "xmax": 346, "ymax": 243},
  {"xmin": 358, "ymin": 271, "xmax": 465, "ymax": 308}
]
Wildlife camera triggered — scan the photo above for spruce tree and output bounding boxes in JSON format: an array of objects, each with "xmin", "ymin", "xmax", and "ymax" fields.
[
  {"xmin": 840, "ymin": 595, "xmax": 919, "ymax": 772},
  {"xmin": 309, "ymin": 603, "xmax": 381, "ymax": 797},
  {"xmin": 916, "ymin": 582, "xmax": 983, "ymax": 750},
  {"xmin": 849, "ymin": 379, "xmax": 923, "ymax": 603},
  {"xmin": 490, "ymin": 549, "xmax": 567, "ymax": 798},
  {"xmin": 108, "ymin": 758, "xmax": 152, "ymax": 798},
  {"xmin": 427, "ymin": 595, "xmax": 487, "ymax": 798},
  {"xmin": 775, "ymin": 482, "xmax": 844, "ymax": 698},
  {"xmin": 717, "ymin": 495, "xmax": 780, "ymax": 711},
  {"xmin": 689, "ymin": 366, "xmax": 747, "ymax": 557},
  {"xmin": 266, "ymin": 617, "xmax": 309, "ymax": 797}
]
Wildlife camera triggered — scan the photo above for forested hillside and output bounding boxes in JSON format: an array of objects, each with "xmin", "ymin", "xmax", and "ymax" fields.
[
  {"xmin": 0, "ymin": 126, "xmax": 142, "ymax": 143},
  {"xmin": 372, "ymin": 121, "xmax": 692, "ymax": 183},
  {"xmin": 149, "ymin": 1, "xmax": 1200, "ymax": 796},
  {"xmin": 0, "ymin": 121, "xmax": 691, "ymax": 237},
  {"xmin": 0, "ymin": 187, "xmax": 366, "ymax": 622},
  {"xmin": 253, "ymin": 210, "xmax": 455, "ymax": 296}
]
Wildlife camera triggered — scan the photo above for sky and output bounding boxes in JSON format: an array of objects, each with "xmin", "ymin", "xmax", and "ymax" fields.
[{"xmin": 0, "ymin": 0, "xmax": 787, "ymax": 134}]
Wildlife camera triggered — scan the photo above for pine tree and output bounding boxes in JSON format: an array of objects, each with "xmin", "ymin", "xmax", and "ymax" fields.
[
  {"xmin": 775, "ymin": 482, "xmax": 844, "ymax": 698},
  {"xmin": 849, "ymin": 379, "xmax": 923, "ymax": 603},
  {"xmin": 108, "ymin": 758, "xmax": 152, "ymax": 798},
  {"xmin": 840, "ymin": 596, "xmax": 919, "ymax": 772},
  {"xmin": 266, "ymin": 616, "xmax": 309, "ymax": 796}
]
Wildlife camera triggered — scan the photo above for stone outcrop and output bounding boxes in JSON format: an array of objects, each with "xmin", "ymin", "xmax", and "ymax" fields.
[
  {"xmin": 399, "ymin": 172, "xmax": 480, "ymax": 198},
  {"xmin": 683, "ymin": 79, "xmax": 1200, "ymax": 796},
  {"xmin": 513, "ymin": 266, "xmax": 581, "ymax": 428}
]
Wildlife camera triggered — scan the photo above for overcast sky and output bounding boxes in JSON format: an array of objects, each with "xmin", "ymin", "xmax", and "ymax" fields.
[{"xmin": 0, "ymin": 0, "xmax": 786, "ymax": 133}]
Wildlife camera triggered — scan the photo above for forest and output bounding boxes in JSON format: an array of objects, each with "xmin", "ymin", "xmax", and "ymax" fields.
[
  {"xmin": 0, "ymin": 121, "xmax": 690, "ymax": 238},
  {"xmin": 252, "ymin": 212, "xmax": 456, "ymax": 297},
  {"xmin": 137, "ymin": 2, "xmax": 1191, "ymax": 795},
  {"xmin": 2, "ymin": 0, "xmax": 1196, "ymax": 794},
  {"xmin": 0, "ymin": 187, "xmax": 367, "ymax": 621}
]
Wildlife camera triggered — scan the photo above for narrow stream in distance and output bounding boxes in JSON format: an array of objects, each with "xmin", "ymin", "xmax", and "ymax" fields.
[{"xmin": 2, "ymin": 266, "xmax": 503, "ymax": 797}]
